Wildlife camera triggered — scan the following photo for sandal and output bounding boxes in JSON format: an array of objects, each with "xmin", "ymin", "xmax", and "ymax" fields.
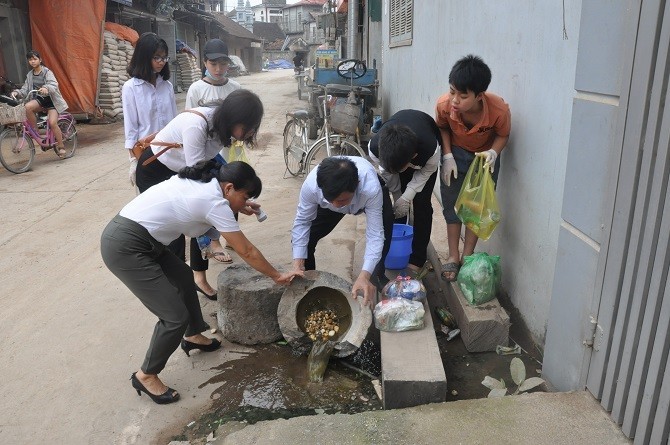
[
  {"xmin": 209, "ymin": 251, "xmax": 233, "ymax": 264},
  {"xmin": 55, "ymin": 146, "xmax": 67, "ymax": 159},
  {"xmin": 441, "ymin": 262, "xmax": 460, "ymax": 282}
]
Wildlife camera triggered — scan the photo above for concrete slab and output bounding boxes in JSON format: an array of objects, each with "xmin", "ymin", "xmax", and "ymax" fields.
[
  {"xmin": 353, "ymin": 218, "xmax": 447, "ymax": 409},
  {"xmin": 426, "ymin": 242, "xmax": 510, "ymax": 352},
  {"xmin": 380, "ymin": 298, "xmax": 448, "ymax": 409},
  {"xmin": 217, "ymin": 391, "xmax": 632, "ymax": 445}
]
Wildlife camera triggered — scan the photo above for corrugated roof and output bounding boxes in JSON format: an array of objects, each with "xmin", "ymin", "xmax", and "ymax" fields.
[
  {"xmin": 253, "ymin": 21, "xmax": 286, "ymax": 41},
  {"xmin": 257, "ymin": 0, "xmax": 287, "ymax": 6},
  {"xmin": 210, "ymin": 11, "xmax": 261, "ymax": 41},
  {"xmin": 285, "ymin": 0, "xmax": 327, "ymax": 8}
]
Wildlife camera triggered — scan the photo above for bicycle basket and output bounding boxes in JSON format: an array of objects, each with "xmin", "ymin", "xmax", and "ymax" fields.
[
  {"xmin": 330, "ymin": 103, "xmax": 361, "ymax": 135},
  {"xmin": 0, "ymin": 103, "xmax": 26, "ymax": 125}
]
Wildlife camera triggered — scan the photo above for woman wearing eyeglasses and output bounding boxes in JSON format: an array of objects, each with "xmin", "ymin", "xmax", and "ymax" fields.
[{"xmin": 122, "ymin": 32, "xmax": 177, "ymax": 187}]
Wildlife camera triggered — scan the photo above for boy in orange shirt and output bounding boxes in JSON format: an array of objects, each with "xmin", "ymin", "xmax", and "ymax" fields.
[{"xmin": 435, "ymin": 55, "xmax": 511, "ymax": 281}]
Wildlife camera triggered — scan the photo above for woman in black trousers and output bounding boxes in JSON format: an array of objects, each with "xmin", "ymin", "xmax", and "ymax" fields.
[{"xmin": 101, "ymin": 161, "xmax": 302, "ymax": 404}]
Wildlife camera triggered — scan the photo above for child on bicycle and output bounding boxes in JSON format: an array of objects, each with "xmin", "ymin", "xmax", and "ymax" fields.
[
  {"xmin": 435, "ymin": 54, "xmax": 511, "ymax": 282},
  {"xmin": 11, "ymin": 50, "xmax": 69, "ymax": 158}
]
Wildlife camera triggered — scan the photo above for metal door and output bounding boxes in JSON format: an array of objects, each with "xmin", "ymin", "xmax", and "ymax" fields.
[{"xmin": 586, "ymin": 1, "xmax": 670, "ymax": 443}]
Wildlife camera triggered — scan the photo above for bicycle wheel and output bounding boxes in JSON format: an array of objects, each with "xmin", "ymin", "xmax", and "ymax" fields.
[
  {"xmin": 57, "ymin": 117, "xmax": 77, "ymax": 159},
  {"xmin": 283, "ymin": 119, "xmax": 307, "ymax": 176},
  {"xmin": 0, "ymin": 127, "xmax": 34, "ymax": 174},
  {"xmin": 305, "ymin": 134, "xmax": 366, "ymax": 173}
]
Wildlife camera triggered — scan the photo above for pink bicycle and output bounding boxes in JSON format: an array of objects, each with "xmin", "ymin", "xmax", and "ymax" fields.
[{"xmin": 0, "ymin": 89, "xmax": 77, "ymax": 174}]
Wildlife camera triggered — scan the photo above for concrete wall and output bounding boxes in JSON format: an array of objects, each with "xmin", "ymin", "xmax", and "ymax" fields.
[{"xmin": 380, "ymin": 1, "xmax": 582, "ymax": 343}]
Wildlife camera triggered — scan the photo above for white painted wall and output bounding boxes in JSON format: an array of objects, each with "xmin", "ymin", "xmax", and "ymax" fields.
[{"xmin": 380, "ymin": 1, "xmax": 582, "ymax": 343}]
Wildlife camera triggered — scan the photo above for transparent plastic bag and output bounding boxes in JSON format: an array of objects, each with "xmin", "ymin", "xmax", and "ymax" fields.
[
  {"xmin": 455, "ymin": 156, "xmax": 501, "ymax": 240},
  {"xmin": 457, "ymin": 252, "xmax": 502, "ymax": 306},
  {"xmin": 373, "ymin": 298, "xmax": 425, "ymax": 332},
  {"xmin": 381, "ymin": 275, "xmax": 426, "ymax": 301}
]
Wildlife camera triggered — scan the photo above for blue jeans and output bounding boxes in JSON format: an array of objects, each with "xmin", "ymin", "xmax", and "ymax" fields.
[{"xmin": 440, "ymin": 146, "xmax": 500, "ymax": 224}]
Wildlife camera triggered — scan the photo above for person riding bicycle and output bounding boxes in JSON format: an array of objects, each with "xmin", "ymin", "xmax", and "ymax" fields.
[
  {"xmin": 11, "ymin": 50, "xmax": 69, "ymax": 158},
  {"xmin": 293, "ymin": 53, "xmax": 304, "ymax": 74}
]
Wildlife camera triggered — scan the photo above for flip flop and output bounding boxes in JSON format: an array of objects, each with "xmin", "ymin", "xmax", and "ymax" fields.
[
  {"xmin": 209, "ymin": 251, "xmax": 233, "ymax": 264},
  {"xmin": 441, "ymin": 262, "xmax": 460, "ymax": 282},
  {"xmin": 56, "ymin": 146, "xmax": 67, "ymax": 159}
]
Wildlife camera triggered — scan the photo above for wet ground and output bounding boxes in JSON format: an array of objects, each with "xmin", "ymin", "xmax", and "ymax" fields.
[
  {"xmin": 163, "ymin": 268, "xmax": 545, "ymax": 444},
  {"xmin": 168, "ymin": 343, "xmax": 383, "ymax": 443}
]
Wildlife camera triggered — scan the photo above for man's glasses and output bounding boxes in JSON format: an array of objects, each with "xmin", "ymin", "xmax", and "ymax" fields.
[{"xmin": 152, "ymin": 56, "xmax": 170, "ymax": 63}]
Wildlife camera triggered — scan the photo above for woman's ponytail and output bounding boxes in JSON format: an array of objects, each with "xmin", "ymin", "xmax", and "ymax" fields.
[{"xmin": 178, "ymin": 159, "xmax": 222, "ymax": 182}]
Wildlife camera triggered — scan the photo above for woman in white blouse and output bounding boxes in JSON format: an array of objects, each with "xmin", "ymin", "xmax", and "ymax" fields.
[
  {"xmin": 135, "ymin": 89, "xmax": 263, "ymax": 300},
  {"xmin": 101, "ymin": 160, "xmax": 301, "ymax": 404},
  {"xmin": 122, "ymin": 32, "xmax": 177, "ymax": 186}
]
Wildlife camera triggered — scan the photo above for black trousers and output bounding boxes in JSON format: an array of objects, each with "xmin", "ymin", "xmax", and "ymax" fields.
[
  {"xmin": 396, "ymin": 169, "xmax": 437, "ymax": 268},
  {"xmin": 135, "ymin": 150, "xmax": 208, "ymax": 271},
  {"xmin": 100, "ymin": 215, "xmax": 209, "ymax": 374},
  {"xmin": 305, "ymin": 177, "xmax": 394, "ymax": 281}
]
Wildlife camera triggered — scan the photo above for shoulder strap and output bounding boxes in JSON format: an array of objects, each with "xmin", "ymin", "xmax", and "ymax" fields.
[
  {"xmin": 183, "ymin": 108, "xmax": 209, "ymax": 133},
  {"xmin": 140, "ymin": 110, "xmax": 208, "ymax": 167}
]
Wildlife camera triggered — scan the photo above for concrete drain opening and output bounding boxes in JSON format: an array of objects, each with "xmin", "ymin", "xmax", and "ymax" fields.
[{"xmin": 278, "ymin": 270, "xmax": 372, "ymax": 358}]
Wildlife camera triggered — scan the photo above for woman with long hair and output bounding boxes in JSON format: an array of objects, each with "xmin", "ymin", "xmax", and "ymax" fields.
[
  {"xmin": 122, "ymin": 32, "xmax": 177, "ymax": 186},
  {"xmin": 135, "ymin": 89, "xmax": 264, "ymax": 299}
]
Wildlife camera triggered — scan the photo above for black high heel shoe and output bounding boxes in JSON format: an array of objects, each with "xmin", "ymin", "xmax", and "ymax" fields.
[
  {"xmin": 194, "ymin": 284, "xmax": 217, "ymax": 301},
  {"xmin": 181, "ymin": 338, "xmax": 222, "ymax": 357},
  {"xmin": 130, "ymin": 372, "xmax": 180, "ymax": 405}
]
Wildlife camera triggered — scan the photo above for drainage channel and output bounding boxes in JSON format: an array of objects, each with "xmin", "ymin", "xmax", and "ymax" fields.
[{"xmin": 169, "ymin": 342, "xmax": 382, "ymax": 442}]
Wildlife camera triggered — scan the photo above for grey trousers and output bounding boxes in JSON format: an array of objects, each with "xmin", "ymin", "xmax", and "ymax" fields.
[{"xmin": 100, "ymin": 215, "xmax": 209, "ymax": 374}]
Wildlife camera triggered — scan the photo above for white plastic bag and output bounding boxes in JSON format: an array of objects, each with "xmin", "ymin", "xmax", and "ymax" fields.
[{"xmin": 373, "ymin": 298, "xmax": 425, "ymax": 332}]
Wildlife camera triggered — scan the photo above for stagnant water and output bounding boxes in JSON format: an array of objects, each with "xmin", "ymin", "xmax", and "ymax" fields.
[{"xmin": 170, "ymin": 341, "xmax": 382, "ymax": 442}]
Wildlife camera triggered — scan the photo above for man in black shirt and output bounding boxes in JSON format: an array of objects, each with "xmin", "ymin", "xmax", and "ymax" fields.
[{"xmin": 368, "ymin": 110, "xmax": 441, "ymax": 274}]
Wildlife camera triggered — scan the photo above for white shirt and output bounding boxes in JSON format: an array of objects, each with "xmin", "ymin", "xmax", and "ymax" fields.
[
  {"xmin": 185, "ymin": 78, "xmax": 241, "ymax": 109},
  {"xmin": 150, "ymin": 107, "xmax": 224, "ymax": 172},
  {"xmin": 122, "ymin": 76, "xmax": 177, "ymax": 150},
  {"xmin": 368, "ymin": 142, "xmax": 440, "ymax": 198},
  {"xmin": 292, "ymin": 156, "xmax": 385, "ymax": 274},
  {"xmin": 119, "ymin": 175, "xmax": 240, "ymax": 245}
]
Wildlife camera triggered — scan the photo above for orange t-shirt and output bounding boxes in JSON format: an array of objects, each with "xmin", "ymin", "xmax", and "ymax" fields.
[{"xmin": 435, "ymin": 92, "xmax": 511, "ymax": 153}]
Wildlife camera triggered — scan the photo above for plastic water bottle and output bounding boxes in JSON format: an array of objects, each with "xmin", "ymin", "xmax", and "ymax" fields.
[
  {"xmin": 248, "ymin": 199, "xmax": 267, "ymax": 222},
  {"xmin": 196, "ymin": 235, "xmax": 211, "ymax": 260},
  {"xmin": 256, "ymin": 208, "xmax": 267, "ymax": 222}
]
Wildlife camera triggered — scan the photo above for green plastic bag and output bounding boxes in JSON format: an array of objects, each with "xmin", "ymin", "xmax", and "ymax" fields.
[
  {"xmin": 457, "ymin": 253, "xmax": 501, "ymax": 306},
  {"xmin": 454, "ymin": 156, "xmax": 501, "ymax": 240}
]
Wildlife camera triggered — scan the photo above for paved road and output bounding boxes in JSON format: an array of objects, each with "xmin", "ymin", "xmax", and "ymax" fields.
[{"xmin": 0, "ymin": 69, "xmax": 359, "ymax": 444}]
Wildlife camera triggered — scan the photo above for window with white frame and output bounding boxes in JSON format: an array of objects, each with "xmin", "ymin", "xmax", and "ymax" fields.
[{"xmin": 389, "ymin": 0, "xmax": 413, "ymax": 47}]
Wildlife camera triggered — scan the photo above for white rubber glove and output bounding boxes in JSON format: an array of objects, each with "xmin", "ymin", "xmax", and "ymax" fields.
[
  {"xmin": 475, "ymin": 149, "xmax": 498, "ymax": 173},
  {"xmin": 393, "ymin": 188, "xmax": 416, "ymax": 219},
  {"xmin": 129, "ymin": 157, "xmax": 138, "ymax": 187},
  {"xmin": 441, "ymin": 153, "xmax": 458, "ymax": 186}
]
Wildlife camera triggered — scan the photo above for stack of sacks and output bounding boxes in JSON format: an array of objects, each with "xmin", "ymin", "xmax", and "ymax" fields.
[
  {"xmin": 99, "ymin": 30, "xmax": 133, "ymax": 119},
  {"xmin": 175, "ymin": 52, "xmax": 201, "ymax": 91}
]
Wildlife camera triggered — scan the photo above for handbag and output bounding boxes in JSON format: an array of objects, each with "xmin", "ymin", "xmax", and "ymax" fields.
[
  {"xmin": 454, "ymin": 156, "xmax": 501, "ymax": 240},
  {"xmin": 132, "ymin": 109, "xmax": 208, "ymax": 167}
]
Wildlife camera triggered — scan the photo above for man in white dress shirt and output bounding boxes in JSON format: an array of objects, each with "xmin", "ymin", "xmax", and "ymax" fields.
[{"xmin": 291, "ymin": 156, "xmax": 394, "ymax": 306}]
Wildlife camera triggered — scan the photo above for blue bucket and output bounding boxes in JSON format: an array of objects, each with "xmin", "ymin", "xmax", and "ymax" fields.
[{"xmin": 384, "ymin": 224, "xmax": 414, "ymax": 270}]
